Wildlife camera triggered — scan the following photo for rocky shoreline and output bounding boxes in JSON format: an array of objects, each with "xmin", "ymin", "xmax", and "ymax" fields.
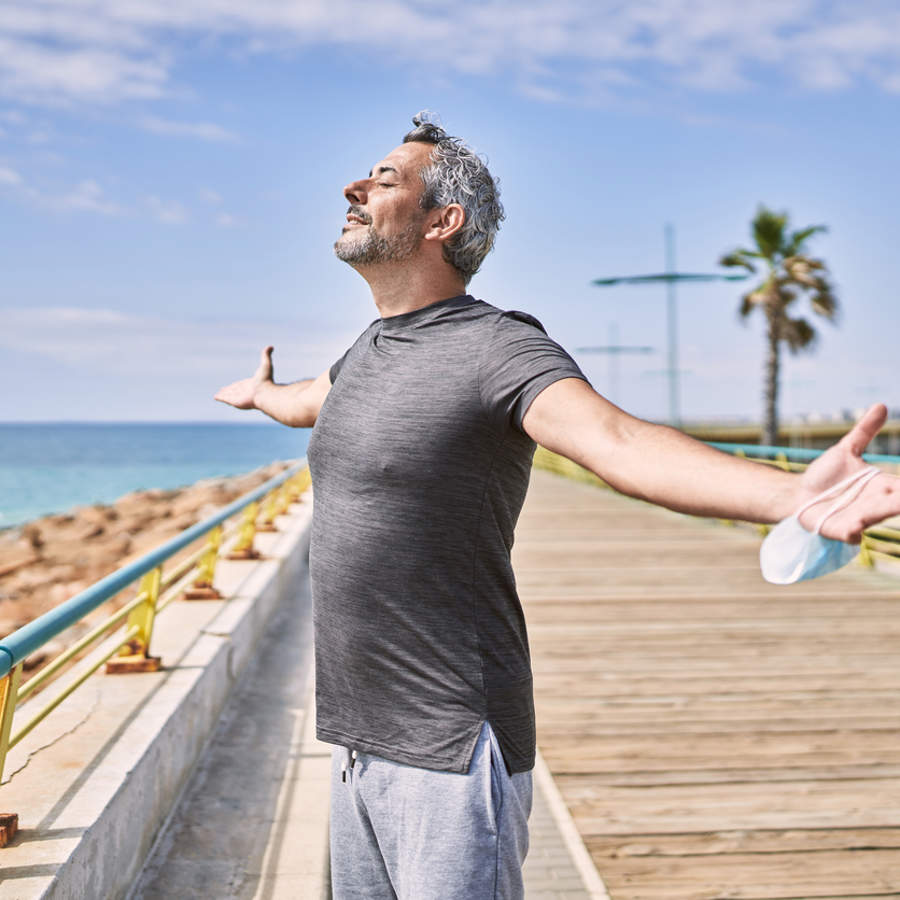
[{"xmin": 0, "ymin": 462, "xmax": 292, "ymax": 661}]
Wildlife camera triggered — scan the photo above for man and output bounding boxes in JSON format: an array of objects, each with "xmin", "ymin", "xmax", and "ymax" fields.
[{"xmin": 216, "ymin": 113, "xmax": 899, "ymax": 899}]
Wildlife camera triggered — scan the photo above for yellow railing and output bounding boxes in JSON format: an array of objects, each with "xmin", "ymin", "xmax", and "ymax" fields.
[
  {"xmin": 0, "ymin": 462, "xmax": 311, "ymax": 841},
  {"xmin": 533, "ymin": 445, "xmax": 900, "ymax": 570}
]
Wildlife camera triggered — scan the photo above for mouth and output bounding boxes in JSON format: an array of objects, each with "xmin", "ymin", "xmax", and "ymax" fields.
[{"xmin": 345, "ymin": 207, "xmax": 371, "ymax": 226}]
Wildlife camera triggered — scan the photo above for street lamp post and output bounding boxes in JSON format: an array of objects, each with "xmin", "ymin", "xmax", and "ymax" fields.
[{"xmin": 592, "ymin": 224, "xmax": 749, "ymax": 427}]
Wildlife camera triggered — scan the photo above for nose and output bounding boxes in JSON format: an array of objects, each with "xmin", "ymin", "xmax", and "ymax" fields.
[{"xmin": 343, "ymin": 178, "xmax": 368, "ymax": 204}]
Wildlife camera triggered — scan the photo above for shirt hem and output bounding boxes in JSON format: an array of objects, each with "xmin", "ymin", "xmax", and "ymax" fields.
[
  {"xmin": 316, "ymin": 725, "xmax": 475, "ymax": 773},
  {"xmin": 316, "ymin": 724, "xmax": 535, "ymax": 775}
]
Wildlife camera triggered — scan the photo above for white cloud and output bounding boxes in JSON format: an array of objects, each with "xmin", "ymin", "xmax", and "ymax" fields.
[
  {"xmin": 139, "ymin": 115, "xmax": 237, "ymax": 142},
  {"xmin": 1, "ymin": 1, "xmax": 900, "ymax": 107},
  {"xmin": 0, "ymin": 164, "xmax": 22, "ymax": 186},
  {"xmin": 0, "ymin": 166, "xmax": 223, "ymax": 228},
  {"xmin": 199, "ymin": 187, "xmax": 223, "ymax": 205},
  {"xmin": 0, "ymin": 166, "xmax": 126, "ymax": 214},
  {"xmin": 60, "ymin": 179, "xmax": 121, "ymax": 215},
  {"xmin": 882, "ymin": 72, "xmax": 900, "ymax": 93},
  {"xmin": 0, "ymin": 33, "xmax": 168, "ymax": 105},
  {"xmin": 146, "ymin": 194, "xmax": 188, "ymax": 224},
  {"xmin": 0, "ymin": 305, "xmax": 351, "ymax": 379}
]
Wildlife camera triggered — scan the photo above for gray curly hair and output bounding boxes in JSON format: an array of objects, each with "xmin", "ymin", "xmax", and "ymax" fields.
[{"xmin": 403, "ymin": 111, "xmax": 504, "ymax": 285}]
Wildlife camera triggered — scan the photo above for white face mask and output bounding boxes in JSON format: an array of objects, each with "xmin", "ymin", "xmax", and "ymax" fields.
[{"xmin": 760, "ymin": 466, "xmax": 881, "ymax": 585}]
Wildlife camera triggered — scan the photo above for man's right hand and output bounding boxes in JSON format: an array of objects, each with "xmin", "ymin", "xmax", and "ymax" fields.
[
  {"xmin": 215, "ymin": 345, "xmax": 275, "ymax": 410},
  {"xmin": 215, "ymin": 348, "xmax": 332, "ymax": 428}
]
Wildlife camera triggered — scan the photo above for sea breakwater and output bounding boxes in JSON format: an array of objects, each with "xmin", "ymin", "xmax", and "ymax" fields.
[{"xmin": 0, "ymin": 462, "xmax": 292, "ymax": 668}]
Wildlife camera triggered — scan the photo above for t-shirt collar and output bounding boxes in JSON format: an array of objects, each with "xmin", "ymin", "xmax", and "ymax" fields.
[{"xmin": 379, "ymin": 294, "xmax": 477, "ymax": 333}]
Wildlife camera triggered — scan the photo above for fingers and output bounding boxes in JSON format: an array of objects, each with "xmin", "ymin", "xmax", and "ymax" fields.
[
  {"xmin": 257, "ymin": 345, "xmax": 274, "ymax": 380},
  {"xmin": 819, "ymin": 471, "xmax": 900, "ymax": 542},
  {"xmin": 213, "ymin": 382, "xmax": 239, "ymax": 405},
  {"xmin": 215, "ymin": 348, "xmax": 273, "ymax": 409},
  {"xmin": 843, "ymin": 402, "xmax": 887, "ymax": 457}
]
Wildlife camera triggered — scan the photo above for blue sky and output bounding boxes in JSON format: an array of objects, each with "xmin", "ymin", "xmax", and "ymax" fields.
[{"xmin": 2, "ymin": 0, "xmax": 899, "ymax": 424}]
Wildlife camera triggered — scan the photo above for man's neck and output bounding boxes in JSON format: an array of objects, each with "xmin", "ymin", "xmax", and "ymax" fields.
[{"xmin": 360, "ymin": 261, "xmax": 467, "ymax": 319}]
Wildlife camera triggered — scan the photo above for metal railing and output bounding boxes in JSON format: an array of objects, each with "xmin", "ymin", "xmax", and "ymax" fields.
[
  {"xmin": 0, "ymin": 461, "xmax": 311, "ymax": 798},
  {"xmin": 533, "ymin": 442, "xmax": 900, "ymax": 569}
]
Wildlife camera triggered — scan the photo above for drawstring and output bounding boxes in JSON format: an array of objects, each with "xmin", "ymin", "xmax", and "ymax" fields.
[{"xmin": 341, "ymin": 748, "xmax": 358, "ymax": 783}]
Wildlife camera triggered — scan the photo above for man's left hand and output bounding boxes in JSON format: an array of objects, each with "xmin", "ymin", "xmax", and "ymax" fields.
[{"xmin": 796, "ymin": 403, "xmax": 899, "ymax": 542}]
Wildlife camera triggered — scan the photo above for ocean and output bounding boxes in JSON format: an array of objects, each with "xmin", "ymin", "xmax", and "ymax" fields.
[{"xmin": 0, "ymin": 423, "xmax": 311, "ymax": 528}]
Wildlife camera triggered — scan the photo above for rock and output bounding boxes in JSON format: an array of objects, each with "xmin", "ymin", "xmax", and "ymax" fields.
[
  {"xmin": 47, "ymin": 580, "xmax": 89, "ymax": 607},
  {"xmin": 0, "ymin": 546, "xmax": 39, "ymax": 578},
  {"xmin": 0, "ymin": 463, "xmax": 293, "ymax": 643},
  {"xmin": 44, "ymin": 513, "xmax": 75, "ymax": 527},
  {"xmin": 22, "ymin": 523, "xmax": 44, "ymax": 550},
  {"xmin": 0, "ymin": 620, "xmax": 28, "ymax": 640},
  {"xmin": 23, "ymin": 649, "xmax": 48, "ymax": 671}
]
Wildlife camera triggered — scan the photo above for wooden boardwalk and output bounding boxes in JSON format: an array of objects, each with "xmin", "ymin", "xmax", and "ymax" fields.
[{"xmin": 516, "ymin": 469, "xmax": 900, "ymax": 900}]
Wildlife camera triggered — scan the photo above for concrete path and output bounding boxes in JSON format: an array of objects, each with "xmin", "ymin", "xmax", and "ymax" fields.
[
  {"xmin": 130, "ymin": 557, "xmax": 330, "ymax": 900},
  {"xmin": 130, "ymin": 550, "xmax": 604, "ymax": 898}
]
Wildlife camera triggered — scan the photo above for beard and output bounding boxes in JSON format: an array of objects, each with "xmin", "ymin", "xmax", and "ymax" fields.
[{"xmin": 334, "ymin": 220, "xmax": 423, "ymax": 266}]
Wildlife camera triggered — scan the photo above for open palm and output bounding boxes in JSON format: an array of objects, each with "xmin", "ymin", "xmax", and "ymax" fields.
[
  {"xmin": 797, "ymin": 404, "xmax": 898, "ymax": 542},
  {"xmin": 215, "ymin": 346, "xmax": 274, "ymax": 410}
]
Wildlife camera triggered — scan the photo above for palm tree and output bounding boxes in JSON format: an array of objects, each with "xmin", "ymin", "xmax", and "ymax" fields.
[{"xmin": 719, "ymin": 206, "xmax": 838, "ymax": 446}]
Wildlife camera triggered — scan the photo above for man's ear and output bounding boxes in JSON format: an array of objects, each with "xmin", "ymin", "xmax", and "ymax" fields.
[{"xmin": 423, "ymin": 204, "xmax": 465, "ymax": 243}]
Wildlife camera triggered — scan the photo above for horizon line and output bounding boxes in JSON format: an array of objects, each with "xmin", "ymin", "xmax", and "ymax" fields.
[{"xmin": 0, "ymin": 419, "xmax": 296, "ymax": 426}]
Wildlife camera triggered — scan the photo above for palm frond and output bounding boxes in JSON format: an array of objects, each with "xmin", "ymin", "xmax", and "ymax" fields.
[
  {"xmin": 778, "ymin": 286, "xmax": 799, "ymax": 307},
  {"xmin": 810, "ymin": 289, "xmax": 839, "ymax": 320},
  {"xmin": 787, "ymin": 225, "xmax": 827, "ymax": 255},
  {"xmin": 780, "ymin": 316, "xmax": 817, "ymax": 353},
  {"xmin": 738, "ymin": 291, "xmax": 756, "ymax": 318},
  {"xmin": 752, "ymin": 206, "xmax": 788, "ymax": 259},
  {"xmin": 782, "ymin": 256, "xmax": 826, "ymax": 288},
  {"xmin": 719, "ymin": 250, "xmax": 757, "ymax": 272}
]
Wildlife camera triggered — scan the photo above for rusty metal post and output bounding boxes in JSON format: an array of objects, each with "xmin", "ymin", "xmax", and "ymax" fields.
[
  {"xmin": 288, "ymin": 468, "xmax": 311, "ymax": 502},
  {"xmin": 256, "ymin": 489, "xmax": 280, "ymax": 533},
  {"xmin": 0, "ymin": 664, "xmax": 22, "ymax": 846},
  {"xmin": 858, "ymin": 534, "xmax": 875, "ymax": 568},
  {"xmin": 106, "ymin": 567, "xmax": 162, "ymax": 673},
  {"xmin": 227, "ymin": 501, "xmax": 261, "ymax": 560},
  {"xmin": 274, "ymin": 482, "xmax": 293, "ymax": 517},
  {"xmin": 184, "ymin": 525, "xmax": 223, "ymax": 599}
]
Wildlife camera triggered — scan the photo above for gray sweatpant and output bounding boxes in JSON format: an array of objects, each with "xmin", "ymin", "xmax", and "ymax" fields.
[{"xmin": 329, "ymin": 723, "xmax": 533, "ymax": 899}]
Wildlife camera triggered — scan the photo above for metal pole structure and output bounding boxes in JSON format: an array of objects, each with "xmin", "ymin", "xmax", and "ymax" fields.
[
  {"xmin": 591, "ymin": 226, "xmax": 749, "ymax": 427},
  {"xmin": 665, "ymin": 224, "xmax": 680, "ymax": 426},
  {"xmin": 609, "ymin": 323, "xmax": 620, "ymax": 401},
  {"xmin": 576, "ymin": 323, "xmax": 654, "ymax": 406}
]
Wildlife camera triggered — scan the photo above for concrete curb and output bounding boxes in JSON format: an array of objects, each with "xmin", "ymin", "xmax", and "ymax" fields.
[
  {"xmin": 0, "ymin": 499, "xmax": 313, "ymax": 900},
  {"xmin": 532, "ymin": 750, "xmax": 611, "ymax": 900}
]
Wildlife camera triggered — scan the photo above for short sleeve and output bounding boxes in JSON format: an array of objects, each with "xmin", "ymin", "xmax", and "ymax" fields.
[
  {"xmin": 478, "ymin": 310, "xmax": 588, "ymax": 431},
  {"xmin": 329, "ymin": 320, "xmax": 379, "ymax": 384},
  {"xmin": 329, "ymin": 348, "xmax": 351, "ymax": 384}
]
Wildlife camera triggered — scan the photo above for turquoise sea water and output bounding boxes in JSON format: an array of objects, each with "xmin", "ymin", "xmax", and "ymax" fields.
[{"xmin": 0, "ymin": 423, "xmax": 311, "ymax": 528}]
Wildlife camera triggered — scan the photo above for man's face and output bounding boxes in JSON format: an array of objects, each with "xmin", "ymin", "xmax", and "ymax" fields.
[{"xmin": 334, "ymin": 141, "xmax": 433, "ymax": 267}]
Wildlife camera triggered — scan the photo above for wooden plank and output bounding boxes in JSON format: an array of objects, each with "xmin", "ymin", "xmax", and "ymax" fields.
[
  {"xmin": 518, "ymin": 470, "xmax": 900, "ymax": 900},
  {"xmin": 538, "ymin": 732, "xmax": 900, "ymax": 774},
  {"xmin": 598, "ymin": 849, "xmax": 900, "ymax": 899},
  {"xmin": 587, "ymin": 827, "xmax": 900, "ymax": 857}
]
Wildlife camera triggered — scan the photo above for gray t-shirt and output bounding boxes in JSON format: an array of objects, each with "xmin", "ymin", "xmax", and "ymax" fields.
[{"xmin": 307, "ymin": 294, "xmax": 586, "ymax": 774}]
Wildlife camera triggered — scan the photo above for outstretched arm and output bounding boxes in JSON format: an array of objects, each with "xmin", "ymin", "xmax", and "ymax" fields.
[
  {"xmin": 215, "ymin": 346, "xmax": 332, "ymax": 428},
  {"xmin": 523, "ymin": 378, "xmax": 898, "ymax": 543}
]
